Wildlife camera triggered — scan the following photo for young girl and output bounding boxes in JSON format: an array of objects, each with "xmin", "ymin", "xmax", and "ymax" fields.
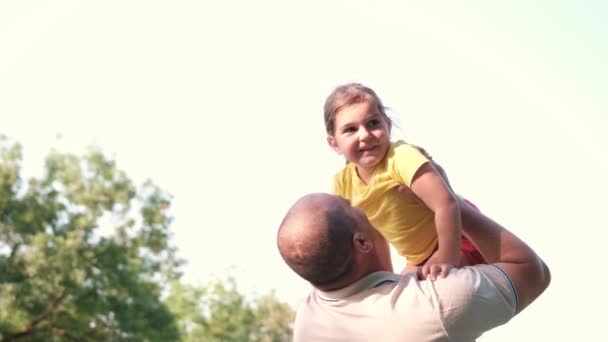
[{"xmin": 324, "ymin": 83, "xmax": 484, "ymax": 278}]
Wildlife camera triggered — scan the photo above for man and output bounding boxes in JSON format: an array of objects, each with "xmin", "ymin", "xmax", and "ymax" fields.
[{"xmin": 277, "ymin": 192, "xmax": 550, "ymax": 341}]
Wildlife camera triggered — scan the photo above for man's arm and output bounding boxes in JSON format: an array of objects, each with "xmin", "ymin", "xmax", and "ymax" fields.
[
  {"xmin": 459, "ymin": 200, "xmax": 551, "ymax": 313},
  {"xmin": 396, "ymin": 151, "xmax": 550, "ymax": 313},
  {"xmin": 399, "ymin": 145, "xmax": 550, "ymax": 312}
]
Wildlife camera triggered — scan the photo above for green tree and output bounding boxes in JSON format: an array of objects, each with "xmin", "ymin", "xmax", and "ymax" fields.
[
  {"xmin": 165, "ymin": 278, "xmax": 294, "ymax": 342},
  {"xmin": 0, "ymin": 136, "xmax": 181, "ymax": 341}
]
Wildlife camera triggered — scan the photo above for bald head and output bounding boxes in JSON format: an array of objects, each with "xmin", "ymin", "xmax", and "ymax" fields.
[{"xmin": 277, "ymin": 193, "xmax": 356, "ymax": 287}]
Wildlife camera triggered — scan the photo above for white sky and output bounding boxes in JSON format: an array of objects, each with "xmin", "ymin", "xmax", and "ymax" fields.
[{"xmin": 1, "ymin": 1, "xmax": 607, "ymax": 340}]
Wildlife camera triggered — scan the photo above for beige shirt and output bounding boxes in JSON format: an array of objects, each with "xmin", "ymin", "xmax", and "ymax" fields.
[{"xmin": 293, "ymin": 265, "xmax": 517, "ymax": 342}]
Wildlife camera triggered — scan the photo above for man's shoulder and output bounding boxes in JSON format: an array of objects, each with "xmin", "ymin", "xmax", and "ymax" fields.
[
  {"xmin": 425, "ymin": 265, "xmax": 519, "ymax": 340},
  {"xmin": 293, "ymin": 268, "xmax": 517, "ymax": 341},
  {"xmin": 432, "ymin": 265, "xmax": 518, "ymax": 314},
  {"xmin": 435, "ymin": 265, "xmax": 513, "ymax": 288}
]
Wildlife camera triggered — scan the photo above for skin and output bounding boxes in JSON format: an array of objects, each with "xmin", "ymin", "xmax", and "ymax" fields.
[
  {"xmin": 277, "ymin": 193, "xmax": 392, "ymax": 291},
  {"xmin": 327, "ymin": 100, "xmax": 462, "ymax": 279},
  {"xmin": 281, "ymin": 192, "xmax": 551, "ymax": 314},
  {"xmin": 398, "ymin": 183, "xmax": 551, "ymax": 313},
  {"xmin": 327, "ymin": 101, "xmax": 391, "ymax": 183}
]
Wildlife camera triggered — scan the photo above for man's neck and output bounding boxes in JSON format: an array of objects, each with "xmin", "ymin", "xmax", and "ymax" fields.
[
  {"xmin": 316, "ymin": 271, "xmax": 403, "ymax": 301},
  {"xmin": 317, "ymin": 264, "xmax": 386, "ymax": 292}
]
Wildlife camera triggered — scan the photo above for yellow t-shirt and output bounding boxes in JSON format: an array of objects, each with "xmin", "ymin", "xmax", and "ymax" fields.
[{"xmin": 332, "ymin": 140, "xmax": 437, "ymax": 265}]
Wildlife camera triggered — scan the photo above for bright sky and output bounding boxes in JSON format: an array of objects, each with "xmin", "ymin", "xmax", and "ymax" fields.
[{"xmin": 1, "ymin": 1, "xmax": 606, "ymax": 340}]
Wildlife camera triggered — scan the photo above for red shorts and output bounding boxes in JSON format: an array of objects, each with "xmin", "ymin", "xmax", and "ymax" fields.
[
  {"xmin": 417, "ymin": 198, "xmax": 487, "ymax": 266},
  {"xmin": 459, "ymin": 235, "xmax": 487, "ymax": 266}
]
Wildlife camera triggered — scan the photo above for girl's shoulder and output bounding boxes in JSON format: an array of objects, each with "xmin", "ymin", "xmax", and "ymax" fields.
[
  {"xmin": 387, "ymin": 140, "xmax": 425, "ymax": 161},
  {"xmin": 390, "ymin": 139, "xmax": 417, "ymax": 152},
  {"xmin": 333, "ymin": 162, "xmax": 357, "ymax": 181}
]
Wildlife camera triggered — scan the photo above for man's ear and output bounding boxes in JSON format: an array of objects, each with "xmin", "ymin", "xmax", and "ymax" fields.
[
  {"xmin": 327, "ymin": 135, "xmax": 341, "ymax": 154},
  {"xmin": 353, "ymin": 232, "xmax": 372, "ymax": 253}
]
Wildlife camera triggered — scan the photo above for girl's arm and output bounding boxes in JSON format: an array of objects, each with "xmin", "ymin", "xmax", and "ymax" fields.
[
  {"xmin": 410, "ymin": 144, "xmax": 455, "ymax": 192},
  {"xmin": 410, "ymin": 162, "xmax": 462, "ymax": 270}
]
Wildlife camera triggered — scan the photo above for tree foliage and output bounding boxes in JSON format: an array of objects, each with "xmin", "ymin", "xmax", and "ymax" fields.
[
  {"xmin": 0, "ymin": 136, "xmax": 294, "ymax": 341},
  {"xmin": 0, "ymin": 136, "xmax": 181, "ymax": 341},
  {"xmin": 165, "ymin": 278, "xmax": 294, "ymax": 342}
]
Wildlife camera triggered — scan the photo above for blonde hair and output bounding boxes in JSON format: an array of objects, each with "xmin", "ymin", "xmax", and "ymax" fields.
[{"xmin": 323, "ymin": 83, "xmax": 392, "ymax": 135}]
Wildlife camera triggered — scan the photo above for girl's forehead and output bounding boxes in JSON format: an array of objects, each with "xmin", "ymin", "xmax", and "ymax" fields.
[
  {"xmin": 345, "ymin": 94, "xmax": 377, "ymax": 108},
  {"xmin": 337, "ymin": 100, "xmax": 380, "ymax": 117}
]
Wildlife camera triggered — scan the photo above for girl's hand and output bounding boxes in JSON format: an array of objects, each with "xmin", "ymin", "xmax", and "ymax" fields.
[
  {"xmin": 419, "ymin": 250, "xmax": 459, "ymax": 280},
  {"xmin": 419, "ymin": 262, "xmax": 455, "ymax": 281}
]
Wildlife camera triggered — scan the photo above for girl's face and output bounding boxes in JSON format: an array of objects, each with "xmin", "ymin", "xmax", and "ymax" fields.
[{"xmin": 327, "ymin": 100, "xmax": 391, "ymax": 175}]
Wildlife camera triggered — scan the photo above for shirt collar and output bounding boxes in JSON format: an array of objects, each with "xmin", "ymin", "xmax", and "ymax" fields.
[{"xmin": 317, "ymin": 271, "xmax": 402, "ymax": 301}]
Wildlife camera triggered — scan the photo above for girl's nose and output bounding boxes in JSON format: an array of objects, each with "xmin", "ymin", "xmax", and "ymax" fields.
[{"xmin": 358, "ymin": 127, "xmax": 372, "ymax": 140}]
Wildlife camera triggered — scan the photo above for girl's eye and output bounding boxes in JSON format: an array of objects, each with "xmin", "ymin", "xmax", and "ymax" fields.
[
  {"xmin": 368, "ymin": 119, "xmax": 381, "ymax": 127},
  {"xmin": 343, "ymin": 127, "xmax": 356, "ymax": 133}
]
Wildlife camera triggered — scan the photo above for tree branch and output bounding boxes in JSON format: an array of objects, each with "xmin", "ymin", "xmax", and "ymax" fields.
[
  {"xmin": 8, "ymin": 242, "xmax": 20, "ymax": 262},
  {"xmin": 2, "ymin": 290, "xmax": 67, "ymax": 341}
]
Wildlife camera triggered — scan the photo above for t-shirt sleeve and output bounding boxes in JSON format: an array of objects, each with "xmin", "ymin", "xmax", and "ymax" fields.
[
  {"xmin": 292, "ymin": 309, "xmax": 308, "ymax": 342},
  {"xmin": 389, "ymin": 142, "xmax": 431, "ymax": 187},
  {"xmin": 433, "ymin": 265, "xmax": 518, "ymax": 340}
]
